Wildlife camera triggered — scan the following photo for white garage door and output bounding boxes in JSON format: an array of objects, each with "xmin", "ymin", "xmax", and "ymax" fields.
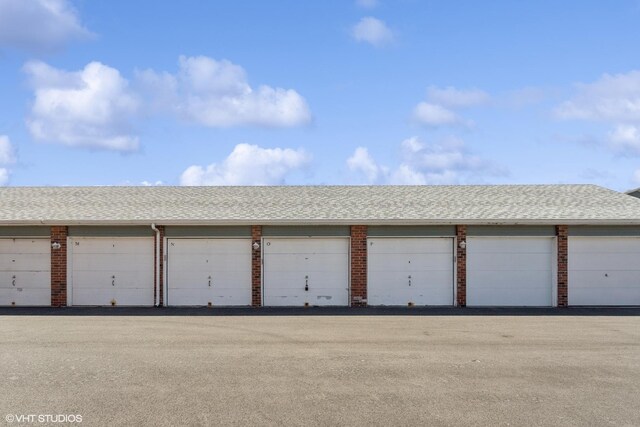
[
  {"xmin": 569, "ymin": 237, "xmax": 640, "ymax": 306},
  {"xmin": 467, "ymin": 237, "xmax": 554, "ymax": 306},
  {"xmin": 0, "ymin": 239, "xmax": 50, "ymax": 306},
  {"xmin": 69, "ymin": 237, "xmax": 154, "ymax": 306},
  {"xmin": 263, "ymin": 238, "xmax": 349, "ymax": 306},
  {"xmin": 368, "ymin": 238, "xmax": 454, "ymax": 306},
  {"xmin": 166, "ymin": 238, "xmax": 251, "ymax": 306}
]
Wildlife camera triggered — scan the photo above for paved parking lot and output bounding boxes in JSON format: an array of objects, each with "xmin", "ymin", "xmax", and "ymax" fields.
[{"xmin": 1, "ymin": 311, "xmax": 639, "ymax": 426}]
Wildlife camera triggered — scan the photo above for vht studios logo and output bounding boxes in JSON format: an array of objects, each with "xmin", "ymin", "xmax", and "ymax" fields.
[{"xmin": 5, "ymin": 414, "xmax": 82, "ymax": 423}]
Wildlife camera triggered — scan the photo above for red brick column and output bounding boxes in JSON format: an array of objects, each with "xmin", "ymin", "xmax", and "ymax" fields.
[
  {"xmin": 50, "ymin": 226, "xmax": 68, "ymax": 307},
  {"xmin": 350, "ymin": 225, "xmax": 368, "ymax": 307},
  {"xmin": 456, "ymin": 225, "xmax": 467, "ymax": 307},
  {"xmin": 556, "ymin": 225, "xmax": 568, "ymax": 307},
  {"xmin": 251, "ymin": 225, "xmax": 262, "ymax": 307},
  {"xmin": 154, "ymin": 225, "xmax": 165, "ymax": 306}
]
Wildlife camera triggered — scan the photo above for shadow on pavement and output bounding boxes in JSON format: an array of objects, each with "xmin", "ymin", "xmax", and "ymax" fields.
[{"xmin": 0, "ymin": 306, "xmax": 639, "ymax": 316}]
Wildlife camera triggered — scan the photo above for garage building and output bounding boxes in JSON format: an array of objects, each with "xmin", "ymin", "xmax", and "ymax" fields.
[{"xmin": 1, "ymin": 185, "xmax": 639, "ymax": 307}]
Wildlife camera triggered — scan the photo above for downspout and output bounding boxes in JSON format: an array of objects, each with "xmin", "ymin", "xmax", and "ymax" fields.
[{"xmin": 151, "ymin": 223, "xmax": 160, "ymax": 307}]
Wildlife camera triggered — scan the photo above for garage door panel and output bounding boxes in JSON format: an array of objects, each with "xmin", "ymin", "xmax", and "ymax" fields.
[
  {"xmin": 72, "ymin": 288, "xmax": 113, "ymax": 306},
  {"xmin": 473, "ymin": 238, "xmax": 552, "ymax": 253},
  {"xmin": 467, "ymin": 237, "xmax": 554, "ymax": 307},
  {"xmin": 471, "ymin": 289, "xmax": 550, "ymax": 307},
  {"xmin": 263, "ymin": 238, "xmax": 349, "ymax": 307},
  {"xmin": 13, "ymin": 288, "xmax": 50, "ymax": 305},
  {"xmin": 469, "ymin": 252, "xmax": 552, "ymax": 270},
  {"xmin": 569, "ymin": 237, "xmax": 640, "ymax": 306},
  {"xmin": 167, "ymin": 238, "xmax": 251, "ymax": 306},
  {"xmin": 570, "ymin": 238, "xmax": 640, "ymax": 253},
  {"xmin": 369, "ymin": 253, "xmax": 452, "ymax": 272},
  {"xmin": 0, "ymin": 239, "xmax": 49, "ymax": 253},
  {"xmin": 0, "ymin": 253, "xmax": 50, "ymax": 271},
  {"xmin": 569, "ymin": 257, "xmax": 640, "ymax": 271},
  {"xmin": 70, "ymin": 237, "xmax": 154, "ymax": 306},
  {"xmin": 4, "ymin": 271, "xmax": 51, "ymax": 289},
  {"xmin": 264, "ymin": 239, "xmax": 348, "ymax": 254},
  {"xmin": 470, "ymin": 270, "xmax": 552, "ymax": 289},
  {"xmin": 369, "ymin": 238, "xmax": 451, "ymax": 254},
  {"xmin": 114, "ymin": 288, "xmax": 154, "ymax": 306},
  {"xmin": 72, "ymin": 241, "xmax": 153, "ymax": 255},
  {"xmin": 0, "ymin": 239, "xmax": 51, "ymax": 306},
  {"xmin": 166, "ymin": 254, "xmax": 211, "ymax": 270},
  {"xmin": 367, "ymin": 238, "xmax": 454, "ymax": 306},
  {"xmin": 71, "ymin": 271, "xmax": 117, "ymax": 288}
]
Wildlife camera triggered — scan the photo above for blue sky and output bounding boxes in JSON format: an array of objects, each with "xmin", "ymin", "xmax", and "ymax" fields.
[{"xmin": 1, "ymin": 0, "xmax": 640, "ymax": 190}]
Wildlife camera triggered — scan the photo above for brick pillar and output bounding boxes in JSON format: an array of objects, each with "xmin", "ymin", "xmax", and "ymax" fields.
[
  {"xmin": 456, "ymin": 225, "xmax": 467, "ymax": 307},
  {"xmin": 350, "ymin": 225, "xmax": 368, "ymax": 307},
  {"xmin": 154, "ymin": 225, "xmax": 165, "ymax": 306},
  {"xmin": 556, "ymin": 225, "xmax": 568, "ymax": 307},
  {"xmin": 251, "ymin": 225, "xmax": 262, "ymax": 307},
  {"xmin": 50, "ymin": 226, "xmax": 68, "ymax": 307}
]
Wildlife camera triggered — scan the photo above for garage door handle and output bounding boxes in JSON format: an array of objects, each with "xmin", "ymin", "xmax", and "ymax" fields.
[
  {"xmin": 408, "ymin": 275, "xmax": 412, "ymax": 286},
  {"xmin": 12, "ymin": 275, "xmax": 16, "ymax": 286},
  {"xmin": 112, "ymin": 275, "xmax": 115, "ymax": 286},
  {"xmin": 305, "ymin": 275, "xmax": 309, "ymax": 291},
  {"xmin": 208, "ymin": 276, "xmax": 212, "ymax": 287}
]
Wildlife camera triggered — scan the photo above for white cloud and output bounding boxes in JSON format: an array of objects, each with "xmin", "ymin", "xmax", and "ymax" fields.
[
  {"xmin": 0, "ymin": 135, "xmax": 16, "ymax": 185},
  {"xmin": 356, "ymin": 0, "xmax": 378, "ymax": 8},
  {"xmin": 555, "ymin": 71, "xmax": 640, "ymax": 123},
  {"xmin": 0, "ymin": 0, "xmax": 92, "ymax": 52},
  {"xmin": 413, "ymin": 86, "xmax": 489, "ymax": 128},
  {"xmin": 0, "ymin": 135, "xmax": 16, "ymax": 164},
  {"xmin": 609, "ymin": 125, "xmax": 640, "ymax": 155},
  {"xmin": 426, "ymin": 86, "xmax": 490, "ymax": 108},
  {"xmin": 348, "ymin": 136, "xmax": 506, "ymax": 185},
  {"xmin": 180, "ymin": 143, "xmax": 311, "ymax": 186},
  {"xmin": 351, "ymin": 17, "xmax": 393, "ymax": 47},
  {"xmin": 141, "ymin": 180, "xmax": 163, "ymax": 186},
  {"xmin": 413, "ymin": 102, "xmax": 465, "ymax": 127},
  {"xmin": 24, "ymin": 61, "xmax": 140, "ymax": 152},
  {"xmin": 555, "ymin": 71, "xmax": 640, "ymax": 156},
  {"xmin": 0, "ymin": 168, "xmax": 8, "ymax": 186},
  {"xmin": 347, "ymin": 147, "xmax": 386, "ymax": 183},
  {"xmin": 137, "ymin": 55, "xmax": 311, "ymax": 128}
]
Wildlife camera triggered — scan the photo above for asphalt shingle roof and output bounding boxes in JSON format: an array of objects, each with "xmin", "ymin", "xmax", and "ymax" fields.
[{"xmin": 1, "ymin": 185, "xmax": 640, "ymax": 225}]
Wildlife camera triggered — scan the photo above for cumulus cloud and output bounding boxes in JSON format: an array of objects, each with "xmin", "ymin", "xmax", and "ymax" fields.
[
  {"xmin": 555, "ymin": 70, "xmax": 640, "ymax": 156},
  {"xmin": 180, "ymin": 143, "xmax": 311, "ymax": 186},
  {"xmin": 348, "ymin": 137, "xmax": 506, "ymax": 185},
  {"xmin": 413, "ymin": 86, "xmax": 489, "ymax": 128},
  {"xmin": 24, "ymin": 61, "xmax": 140, "ymax": 152},
  {"xmin": 351, "ymin": 17, "xmax": 393, "ymax": 47},
  {"xmin": 0, "ymin": 0, "xmax": 92, "ymax": 52},
  {"xmin": 608, "ymin": 124, "xmax": 640, "ymax": 156},
  {"xmin": 0, "ymin": 135, "xmax": 16, "ymax": 186},
  {"xmin": 347, "ymin": 147, "xmax": 387, "ymax": 183},
  {"xmin": 0, "ymin": 168, "xmax": 8, "ymax": 186},
  {"xmin": 0, "ymin": 135, "xmax": 16, "ymax": 165},
  {"xmin": 555, "ymin": 71, "xmax": 640, "ymax": 123},
  {"xmin": 137, "ymin": 55, "xmax": 311, "ymax": 128}
]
